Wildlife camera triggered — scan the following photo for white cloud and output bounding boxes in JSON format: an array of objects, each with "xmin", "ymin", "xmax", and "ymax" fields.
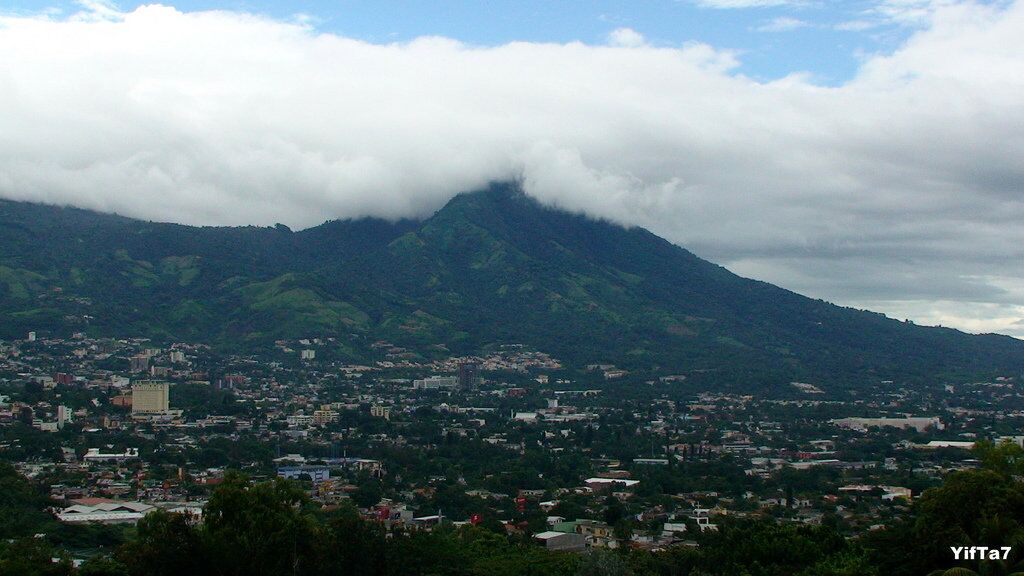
[
  {"xmin": 757, "ymin": 16, "xmax": 812, "ymax": 31},
  {"xmin": 849, "ymin": 300, "xmax": 1024, "ymax": 338},
  {"xmin": 693, "ymin": 0, "xmax": 808, "ymax": 8},
  {"xmin": 70, "ymin": 0, "xmax": 122, "ymax": 21},
  {"xmin": 871, "ymin": 0, "xmax": 961, "ymax": 25},
  {"xmin": 606, "ymin": 27, "xmax": 646, "ymax": 47},
  {"xmin": 834, "ymin": 19, "xmax": 879, "ymax": 31},
  {"xmin": 1, "ymin": 1, "xmax": 1023, "ymax": 336},
  {"xmin": 849, "ymin": 0, "xmax": 989, "ymax": 29}
]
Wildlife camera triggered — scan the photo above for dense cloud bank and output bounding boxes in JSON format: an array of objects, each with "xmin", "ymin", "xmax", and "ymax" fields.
[{"xmin": 1, "ymin": 2, "xmax": 1022, "ymax": 334}]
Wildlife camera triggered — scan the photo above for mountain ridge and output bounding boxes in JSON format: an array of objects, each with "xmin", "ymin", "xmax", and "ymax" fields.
[{"xmin": 2, "ymin": 183, "xmax": 1022, "ymax": 388}]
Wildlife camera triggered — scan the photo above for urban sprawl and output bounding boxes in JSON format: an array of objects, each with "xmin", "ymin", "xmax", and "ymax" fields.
[{"xmin": 2, "ymin": 331, "xmax": 1022, "ymax": 560}]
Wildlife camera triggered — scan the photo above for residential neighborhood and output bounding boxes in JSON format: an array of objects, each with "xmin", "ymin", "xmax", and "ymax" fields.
[{"xmin": 3, "ymin": 330, "xmax": 1021, "ymax": 562}]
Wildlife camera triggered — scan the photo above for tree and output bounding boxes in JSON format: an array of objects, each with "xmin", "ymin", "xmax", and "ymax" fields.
[
  {"xmin": 696, "ymin": 518, "xmax": 857, "ymax": 576},
  {"xmin": 0, "ymin": 462, "xmax": 59, "ymax": 539},
  {"xmin": 201, "ymin": 473, "xmax": 321, "ymax": 576},
  {"xmin": 974, "ymin": 439, "xmax": 1024, "ymax": 478},
  {"xmin": 865, "ymin": 468, "xmax": 1024, "ymax": 576},
  {"xmin": 353, "ymin": 477, "xmax": 384, "ymax": 508},
  {"xmin": 0, "ymin": 538, "xmax": 74, "ymax": 576},
  {"xmin": 319, "ymin": 504, "xmax": 386, "ymax": 576},
  {"xmin": 117, "ymin": 509, "xmax": 204, "ymax": 576},
  {"xmin": 603, "ymin": 496, "xmax": 625, "ymax": 526},
  {"xmin": 77, "ymin": 555, "xmax": 130, "ymax": 576},
  {"xmin": 576, "ymin": 549, "xmax": 633, "ymax": 576}
]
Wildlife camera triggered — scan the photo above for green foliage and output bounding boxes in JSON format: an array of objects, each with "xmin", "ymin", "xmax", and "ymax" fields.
[
  {"xmin": 973, "ymin": 439, "xmax": 1024, "ymax": 478},
  {"xmin": 695, "ymin": 519, "xmax": 858, "ymax": 576},
  {"xmin": 14, "ymin": 470, "xmax": 989, "ymax": 576},
  {"xmin": 118, "ymin": 509, "xmax": 205, "ymax": 576},
  {"xmin": 0, "ymin": 538, "xmax": 74, "ymax": 576},
  {"xmin": 3, "ymin": 185, "xmax": 1023, "ymax": 386},
  {"xmin": 201, "ymin": 473, "xmax": 321, "ymax": 576},
  {"xmin": 864, "ymin": 467, "xmax": 1024, "ymax": 576},
  {"xmin": 10, "ymin": 460, "xmax": 1024, "ymax": 576},
  {"xmin": 0, "ymin": 462, "xmax": 130, "ymax": 552},
  {"xmin": 0, "ymin": 462, "xmax": 59, "ymax": 539},
  {"xmin": 318, "ymin": 504, "xmax": 386, "ymax": 576},
  {"xmin": 353, "ymin": 476, "xmax": 384, "ymax": 508},
  {"xmin": 77, "ymin": 555, "xmax": 129, "ymax": 576},
  {"xmin": 577, "ymin": 549, "xmax": 633, "ymax": 576},
  {"xmin": 169, "ymin": 382, "xmax": 240, "ymax": 418}
]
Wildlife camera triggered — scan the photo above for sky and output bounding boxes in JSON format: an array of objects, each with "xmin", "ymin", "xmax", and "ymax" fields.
[
  {"xmin": 0, "ymin": 0, "xmax": 943, "ymax": 84},
  {"xmin": 0, "ymin": 0, "xmax": 1022, "ymax": 337}
]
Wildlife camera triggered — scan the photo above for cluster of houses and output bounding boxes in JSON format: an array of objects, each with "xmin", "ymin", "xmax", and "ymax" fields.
[{"xmin": 3, "ymin": 331, "xmax": 1023, "ymax": 552}]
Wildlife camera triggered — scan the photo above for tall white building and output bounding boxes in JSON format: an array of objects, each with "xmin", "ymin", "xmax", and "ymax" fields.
[
  {"xmin": 57, "ymin": 405, "xmax": 71, "ymax": 429},
  {"xmin": 132, "ymin": 381, "xmax": 170, "ymax": 414}
]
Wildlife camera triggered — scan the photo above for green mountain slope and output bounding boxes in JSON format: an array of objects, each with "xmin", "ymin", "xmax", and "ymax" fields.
[{"xmin": 2, "ymin": 183, "xmax": 1022, "ymax": 387}]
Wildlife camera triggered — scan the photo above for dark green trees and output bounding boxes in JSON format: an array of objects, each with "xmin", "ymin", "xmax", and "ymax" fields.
[{"xmin": 865, "ymin": 441, "xmax": 1024, "ymax": 576}]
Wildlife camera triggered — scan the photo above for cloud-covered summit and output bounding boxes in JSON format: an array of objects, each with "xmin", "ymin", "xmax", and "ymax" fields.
[{"xmin": 1, "ymin": 1, "xmax": 1022, "ymax": 335}]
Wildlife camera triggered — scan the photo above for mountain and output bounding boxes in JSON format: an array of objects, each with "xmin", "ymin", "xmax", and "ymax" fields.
[{"xmin": 2, "ymin": 183, "xmax": 1022, "ymax": 388}]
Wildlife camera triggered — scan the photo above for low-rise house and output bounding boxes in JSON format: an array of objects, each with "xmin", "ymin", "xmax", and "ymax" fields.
[{"xmin": 535, "ymin": 531, "xmax": 586, "ymax": 552}]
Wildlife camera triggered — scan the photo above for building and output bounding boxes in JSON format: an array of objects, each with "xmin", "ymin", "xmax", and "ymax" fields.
[
  {"xmin": 585, "ymin": 478, "xmax": 640, "ymax": 493},
  {"xmin": 458, "ymin": 362, "xmax": 481, "ymax": 391},
  {"xmin": 662, "ymin": 523, "xmax": 688, "ymax": 541},
  {"xmin": 997, "ymin": 436, "xmax": 1024, "ymax": 447},
  {"xmin": 57, "ymin": 405, "xmax": 71, "ymax": 429},
  {"xmin": 83, "ymin": 448, "xmax": 140, "ymax": 462},
  {"xmin": 413, "ymin": 376, "xmax": 459, "ymax": 390},
  {"xmin": 370, "ymin": 404, "xmax": 391, "ymax": 420},
  {"xmin": 287, "ymin": 414, "xmax": 315, "ymax": 427},
  {"xmin": 34, "ymin": 420, "xmax": 59, "ymax": 432},
  {"xmin": 882, "ymin": 486, "xmax": 913, "ymax": 501},
  {"xmin": 130, "ymin": 354, "xmax": 150, "ymax": 373},
  {"xmin": 277, "ymin": 466, "xmax": 330, "ymax": 484},
  {"xmin": 688, "ymin": 508, "xmax": 719, "ymax": 532},
  {"xmin": 131, "ymin": 381, "xmax": 170, "ymax": 414},
  {"xmin": 553, "ymin": 519, "xmax": 616, "ymax": 548},
  {"xmin": 513, "ymin": 411, "xmax": 538, "ymax": 422},
  {"xmin": 317, "ymin": 457, "xmax": 385, "ymax": 477},
  {"xmin": 57, "ymin": 501, "xmax": 154, "ymax": 524},
  {"xmin": 917, "ymin": 440, "xmax": 975, "ymax": 450},
  {"xmin": 535, "ymin": 531, "xmax": 586, "ymax": 552},
  {"xmin": 313, "ymin": 410, "xmax": 339, "ymax": 425},
  {"xmin": 300, "ymin": 349, "xmax": 316, "ymax": 361},
  {"xmin": 831, "ymin": 416, "xmax": 942, "ymax": 432}
]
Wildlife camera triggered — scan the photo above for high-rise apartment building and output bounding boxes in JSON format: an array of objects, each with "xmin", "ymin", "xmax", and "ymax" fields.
[{"xmin": 131, "ymin": 381, "xmax": 170, "ymax": 414}]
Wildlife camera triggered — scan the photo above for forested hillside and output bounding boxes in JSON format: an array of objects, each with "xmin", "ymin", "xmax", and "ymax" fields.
[{"xmin": 2, "ymin": 184, "xmax": 1023, "ymax": 388}]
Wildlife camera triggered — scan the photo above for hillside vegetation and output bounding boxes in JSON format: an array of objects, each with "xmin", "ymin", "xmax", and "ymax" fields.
[{"xmin": 2, "ymin": 183, "xmax": 1022, "ymax": 387}]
